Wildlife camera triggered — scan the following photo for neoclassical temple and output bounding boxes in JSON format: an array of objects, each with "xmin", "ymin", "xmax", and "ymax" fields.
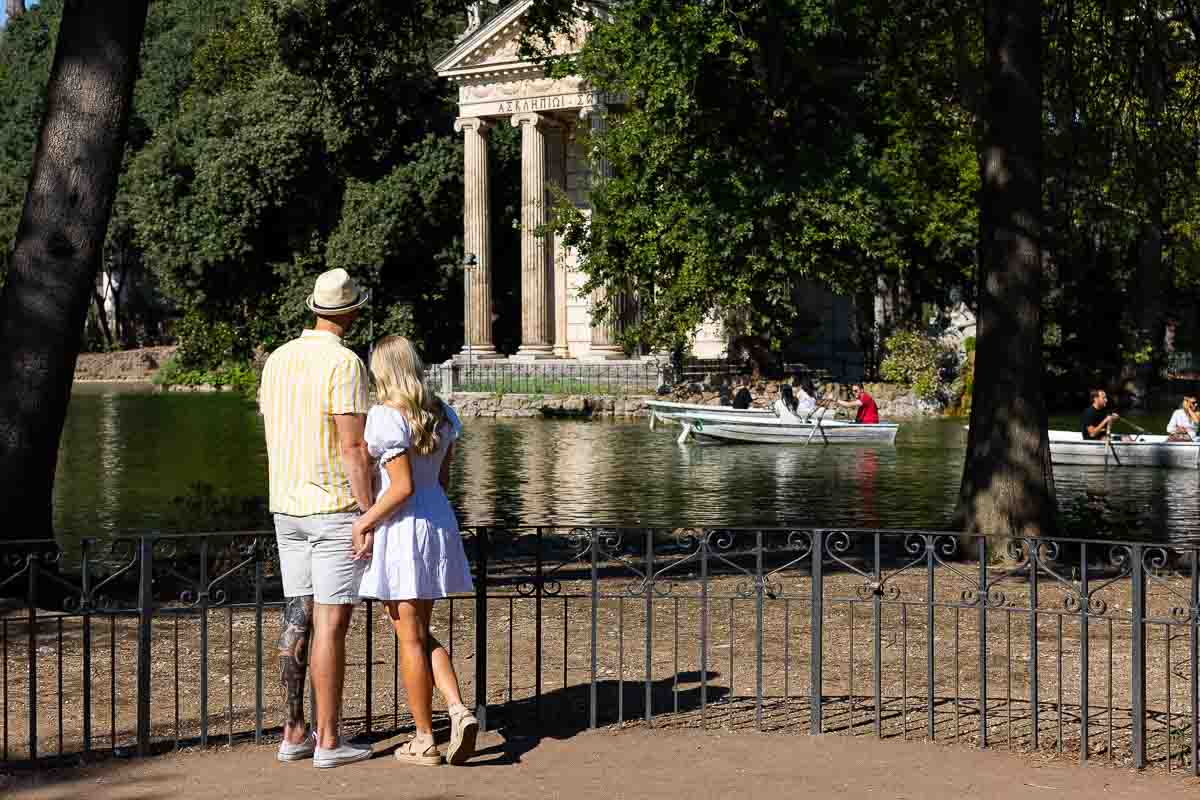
[
  {"xmin": 436, "ymin": 0, "xmax": 723, "ymax": 360},
  {"xmin": 437, "ymin": 0, "xmax": 865, "ymax": 368}
]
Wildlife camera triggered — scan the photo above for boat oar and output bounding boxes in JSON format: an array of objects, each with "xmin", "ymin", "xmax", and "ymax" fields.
[{"xmin": 806, "ymin": 402, "xmax": 825, "ymax": 448}]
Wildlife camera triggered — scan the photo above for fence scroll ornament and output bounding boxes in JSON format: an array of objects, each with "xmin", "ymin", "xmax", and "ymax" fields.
[{"xmin": 4, "ymin": 526, "xmax": 1200, "ymax": 776}]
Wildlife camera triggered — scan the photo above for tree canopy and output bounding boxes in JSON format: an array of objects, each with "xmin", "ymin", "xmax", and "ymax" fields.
[{"xmin": 555, "ymin": 0, "xmax": 1200, "ymax": 392}]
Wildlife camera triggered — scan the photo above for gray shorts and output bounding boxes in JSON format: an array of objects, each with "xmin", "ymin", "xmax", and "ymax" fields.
[{"xmin": 274, "ymin": 512, "xmax": 363, "ymax": 605}]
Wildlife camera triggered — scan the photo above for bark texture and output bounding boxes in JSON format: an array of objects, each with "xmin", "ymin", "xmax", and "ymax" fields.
[
  {"xmin": 0, "ymin": 0, "xmax": 150, "ymax": 538},
  {"xmin": 954, "ymin": 0, "xmax": 1056, "ymax": 538}
]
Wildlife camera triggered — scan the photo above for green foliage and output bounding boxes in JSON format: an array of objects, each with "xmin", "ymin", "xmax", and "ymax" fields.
[
  {"xmin": 879, "ymin": 329, "xmax": 956, "ymax": 402},
  {"xmin": 153, "ymin": 355, "xmax": 260, "ymax": 399},
  {"xmin": 0, "ymin": 0, "xmax": 60, "ymax": 288},
  {"xmin": 555, "ymin": 0, "xmax": 980, "ymax": 352}
]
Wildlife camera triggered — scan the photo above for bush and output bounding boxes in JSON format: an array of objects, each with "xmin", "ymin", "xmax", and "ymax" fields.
[
  {"xmin": 879, "ymin": 329, "xmax": 959, "ymax": 402},
  {"xmin": 173, "ymin": 310, "xmax": 247, "ymax": 369},
  {"xmin": 153, "ymin": 355, "xmax": 260, "ymax": 399}
]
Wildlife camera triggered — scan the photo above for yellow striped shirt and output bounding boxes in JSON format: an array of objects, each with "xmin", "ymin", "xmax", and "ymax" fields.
[{"xmin": 259, "ymin": 329, "xmax": 369, "ymax": 516}]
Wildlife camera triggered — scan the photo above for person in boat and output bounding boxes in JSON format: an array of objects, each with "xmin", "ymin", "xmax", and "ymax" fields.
[
  {"xmin": 792, "ymin": 378, "xmax": 819, "ymax": 418},
  {"xmin": 773, "ymin": 384, "xmax": 804, "ymax": 422},
  {"xmin": 835, "ymin": 383, "xmax": 880, "ymax": 424},
  {"xmin": 1167, "ymin": 395, "xmax": 1200, "ymax": 442},
  {"xmin": 732, "ymin": 378, "xmax": 753, "ymax": 410},
  {"xmin": 718, "ymin": 379, "xmax": 733, "ymax": 407},
  {"xmin": 1081, "ymin": 389, "xmax": 1123, "ymax": 440}
]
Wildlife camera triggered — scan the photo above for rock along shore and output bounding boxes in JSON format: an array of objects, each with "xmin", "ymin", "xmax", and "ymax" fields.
[{"xmin": 73, "ymin": 346, "xmax": 176, "ymax": 383}]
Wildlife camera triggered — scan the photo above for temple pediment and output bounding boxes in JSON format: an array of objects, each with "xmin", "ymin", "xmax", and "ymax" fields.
[{"xmin": 436, "ymin": 0, "xmax": 598, "ymax": 82}]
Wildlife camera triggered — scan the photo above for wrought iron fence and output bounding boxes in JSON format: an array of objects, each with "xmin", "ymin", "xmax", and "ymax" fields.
[{"xmin": 2, "ymin": 527, "xmax": 1199, "ymax": 777}]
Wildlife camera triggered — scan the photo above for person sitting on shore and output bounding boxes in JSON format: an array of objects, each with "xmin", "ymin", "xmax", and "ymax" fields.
[
  {"xmin": 1167, "ymin": 396, "xmax": 1200, "ymax": 442},
  {"xmin": 835, "ymin": 383, "xmax": 879, "ymax": 424},
  {"xmin": 732, "ymin": 378, "xmax": 753, "ymax": 410},
  {"xmin": 1081, "ymin": 389, "xmax": 1121, "ymax": 440}
]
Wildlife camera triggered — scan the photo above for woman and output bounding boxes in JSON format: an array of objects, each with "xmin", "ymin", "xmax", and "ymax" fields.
[
  {"xmin": 793, "ymin": 379, "xmax": 818, "ymax": 418},
  {"xmin": 352, "ymin": 335, "xmax": 478, "ymax": 767},
  {"xmin": 1167, "ymin": 396, "xmax": 1199, "ymax": 442},
  {"xmin": 773, "ymin": 384, "xmax": 803, "ymax": 421}
]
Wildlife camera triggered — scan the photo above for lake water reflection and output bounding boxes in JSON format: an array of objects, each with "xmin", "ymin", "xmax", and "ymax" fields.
[{"xmin": 54, "ymin": 385, "xmax": 1200, "ymax": 544}]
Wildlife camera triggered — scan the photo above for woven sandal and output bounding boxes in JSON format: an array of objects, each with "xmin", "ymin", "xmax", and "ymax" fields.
[
  {"xmin": 394, "ymin": 737, "xmax": 444, "ymax": 766},
  {"xmin": 446, "ymin": 705, "xmax": 479, "ymax": 766}
]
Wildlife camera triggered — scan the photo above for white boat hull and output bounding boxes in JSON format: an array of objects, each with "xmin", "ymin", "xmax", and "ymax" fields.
[
  {"xmin": 686, "ymin": 417, "xmax": 900, "ymax": 445},
  {"xmin": 647, "ymin": 400, "xmax": 774, "ymax": 425},
  {"xmin": 1048, "ymin": 430, "xmax": 1200, "ymax": 469}
]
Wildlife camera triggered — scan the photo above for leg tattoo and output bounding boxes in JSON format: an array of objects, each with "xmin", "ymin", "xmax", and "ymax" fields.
[{"xmin": 278, "ymin": 596, "xmax": 313, "ymax": 727}]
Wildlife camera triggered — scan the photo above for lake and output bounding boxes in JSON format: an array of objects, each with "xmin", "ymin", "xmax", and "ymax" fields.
[{"xmin": 54, "ymin": 384, "xmax": 1200, "ymax": 544}]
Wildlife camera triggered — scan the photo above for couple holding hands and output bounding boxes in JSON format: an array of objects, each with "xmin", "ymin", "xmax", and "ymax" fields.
[{"xmin": 259, "ymin": 269, "xmax": 476, "ymax": 770}]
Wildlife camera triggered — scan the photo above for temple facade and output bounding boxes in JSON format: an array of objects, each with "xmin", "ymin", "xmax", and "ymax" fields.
[{"xmin": 436, "ymin": 0, "xmax": 861, "ymax": 370}]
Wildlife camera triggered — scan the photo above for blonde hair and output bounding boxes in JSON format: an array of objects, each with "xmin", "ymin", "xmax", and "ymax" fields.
[{"xmin": 369, "ymin": 335, "xmax": 447, "ymax": 456}]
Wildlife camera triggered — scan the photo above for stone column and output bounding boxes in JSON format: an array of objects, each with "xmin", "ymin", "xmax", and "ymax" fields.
[
  {"xmin": 512, "ymin": 112, "xmax": 555, "ymax": 360},
  {"xmin": 581, "ymin": 104, "xmax": 625, "ymax": 360},
  {"xmin": 546, "ymin": 123, "xmax": 570, "ymax": 358},
  {"xmin": 454, "ymin": 116, "xmax": 501, "ymax": 359}
]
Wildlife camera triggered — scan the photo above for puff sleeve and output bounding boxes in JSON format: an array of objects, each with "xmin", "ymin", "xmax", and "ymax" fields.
[
  {"xmin": 443, "ymin": 403, "xmax": 463, "ymax": 442},
  {"xmin": 366, "ymin": 406, "xmax": 411, "ymax": 466}
]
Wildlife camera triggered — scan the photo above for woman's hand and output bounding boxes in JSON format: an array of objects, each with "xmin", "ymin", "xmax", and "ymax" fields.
[{"xmin": 352, "ymin": 516, "xmax": 374, "ymax": 561}]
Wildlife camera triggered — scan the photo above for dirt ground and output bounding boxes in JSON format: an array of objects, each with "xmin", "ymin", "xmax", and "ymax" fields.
[
  {"xmin": 4, "ymin": 727, "xmax": 1200, "ymax": 800},
  {"xmin": 3, "ymin": 560, "xmax": 1198, "ymax": 769}
]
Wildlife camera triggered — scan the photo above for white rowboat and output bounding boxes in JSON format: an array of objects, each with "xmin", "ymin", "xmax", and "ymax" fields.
[
  {"xmin": 647, "ymin": 399, "xmax": 774, "ymax": 426},
  {"xmin": 680, "ymin": 416, "xmax": 900, "ymax": 445},
  {"xmin": 1049, "ymin": 429, "xmax": 1200, "ymax": 469}
]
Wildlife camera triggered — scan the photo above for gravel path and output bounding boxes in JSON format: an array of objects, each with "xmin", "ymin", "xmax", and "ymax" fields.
[{"xmin": 6, "ymin": 728, "xmax": 1200, "ymax": 800}]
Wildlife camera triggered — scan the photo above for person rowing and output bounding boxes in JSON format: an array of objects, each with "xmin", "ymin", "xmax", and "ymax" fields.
[
  {"xmin": 1081, "ymin": 388, "xmax": 1127, "ymax": 441},
  {"xmin": 834, "ymin": 383, "xmax": 880, "ymax": 424}
]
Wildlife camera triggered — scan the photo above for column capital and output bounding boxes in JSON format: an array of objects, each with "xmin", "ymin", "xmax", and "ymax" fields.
[
  {"xmin": 579, "ymin": 103, "xmax": 608, "ymax": 121},
  {"xmin": 511, "ymin": 111, "xmax": 557, "ymax": 130},
  {"xmin": 454, "ymin": 116, "xmax": 494, "ymax": 135}
]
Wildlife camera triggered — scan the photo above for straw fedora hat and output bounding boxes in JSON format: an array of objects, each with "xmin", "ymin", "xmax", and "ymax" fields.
[{"xmin": 306, "ymin": 268, "xmax": 368, "ymax": 315}]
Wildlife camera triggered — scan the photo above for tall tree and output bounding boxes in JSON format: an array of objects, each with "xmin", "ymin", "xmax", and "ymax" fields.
[
  {"xmin": 0, "ymin": 0, "xmax": 150, "ymax": 538},
  {"xmin": 955, "ymin": 0, "xmax": 1055, "ymax": 537}
]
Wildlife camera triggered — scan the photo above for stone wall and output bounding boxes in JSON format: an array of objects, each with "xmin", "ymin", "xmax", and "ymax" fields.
[
  {"xmin": 74, "ymin": 346, "xmax": 176, "ymax": 383},
  {"xmin": 449, "ymin": 392, "xmax": 653, "ymax": 418}
]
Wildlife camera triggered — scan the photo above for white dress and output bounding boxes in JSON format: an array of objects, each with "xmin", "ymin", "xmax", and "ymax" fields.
[
  {"xmin": 772, "ymin": 398, "xmax": 803, "ymax": 422},
  {"xmin": 357, "ymin": 404, "xmax": 474, "ymax": 600},
  {"xmin": 794, "ymin": 390, "xmax": 817, "ymax": 418},
  {"xmin": 1167, "ymin": 409, "xmax": 1197, "ymax": 439}
]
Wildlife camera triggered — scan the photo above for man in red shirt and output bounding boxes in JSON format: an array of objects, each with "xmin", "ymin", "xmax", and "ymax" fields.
[{"xmin": 836, "ymin": 383, "xmax": 880, "ymax": 423}]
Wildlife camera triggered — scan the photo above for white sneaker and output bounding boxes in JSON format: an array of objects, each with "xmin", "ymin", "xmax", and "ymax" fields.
[
  {"xmin": 313, "ymin": 738, "xmax": 372, "ymax": 769},
  {"xmin": 277, "ymin": 731, "xmax": 316, "ymax": 762}
]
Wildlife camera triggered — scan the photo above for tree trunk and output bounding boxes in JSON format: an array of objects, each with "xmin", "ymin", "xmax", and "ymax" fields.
[
  {"xmin": 954, "ymin": 0, "xmax": 1056, "ymax": 539},
  {"xmin": 0, "ymin": 0, "xmax": 150, "ymax": 539},
  {"xmin": 5, "ymin": 0, "xmax": 24, "ymax": 21},
  {"xmin": 1131, "ymin": 7, "xmax": 1168, "ymax": 407}
]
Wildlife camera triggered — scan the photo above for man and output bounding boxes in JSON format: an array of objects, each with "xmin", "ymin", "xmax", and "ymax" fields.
[
  {"xmin": 732, "ymin": 377, "xmax": 753, "ymax": 410},
  {"xmin": 1082, "ymin": 388, "xmax": 1121, "ymax": 440},
  {"xmin": 259, "ymin": 268, "xmax": 373, "ymax": 769},
  {"xmin": 836, "ymin": 382, "xmax": 880, "ymax": 424}
]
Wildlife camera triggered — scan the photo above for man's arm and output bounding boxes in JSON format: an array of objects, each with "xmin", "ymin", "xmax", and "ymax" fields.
[
  {"xmin": 334, "ymin": 413, "xmax": 373, "ymax": 512},
  {"xmin": 1086, "ymin": 414, "xmax": 1116, "ymax": 438}
]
